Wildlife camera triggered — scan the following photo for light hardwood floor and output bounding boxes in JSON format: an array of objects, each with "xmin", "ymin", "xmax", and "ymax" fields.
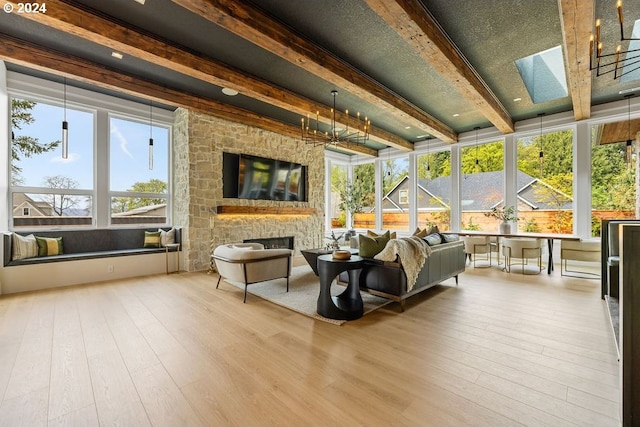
[{"xmin": 0, "ymin": 257, "xmax": 619, "ymax": 426}]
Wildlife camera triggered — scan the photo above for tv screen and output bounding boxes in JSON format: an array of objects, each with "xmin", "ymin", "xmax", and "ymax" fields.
[{"xmin": 222, "ymin": 152, "xmax": 307, "ymax": 201}]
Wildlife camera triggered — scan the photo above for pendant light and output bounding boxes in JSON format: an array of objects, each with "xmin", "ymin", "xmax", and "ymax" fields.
[
  {"xmin": 538, "ymin": 113, "xmax": 545, "ymax": 177},
  {"xmin": 474, "ymin": 127, "xmax": 480, "ymax": 170},
  {"xmin": 148, "ymin": 101, "xmax": 154, "ymax": 170},
  {"xmin": 61, "ymin": 77, "xmax": 68, "ymax": 159},
  {"xmin": 426, "ymin": 138, "xmax": 431, "ymax": 179},
  {"xmin": 626, "ymin": 94, "xmax": 634, "ymax": 165}
]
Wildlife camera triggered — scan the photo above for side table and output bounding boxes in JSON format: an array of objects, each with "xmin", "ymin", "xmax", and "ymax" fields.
[
  {"xmin": 165, "ymin": 243, "xmax": 180, "ymax": 274},
  {"xmin": 317, "ymin": 254, "xmax": 364, "ymax": 320}
]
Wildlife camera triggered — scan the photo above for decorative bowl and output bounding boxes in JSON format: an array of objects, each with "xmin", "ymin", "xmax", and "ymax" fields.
[{"xmin": 332, "ymin": 250, "xmax": 351, "ymax": 260}]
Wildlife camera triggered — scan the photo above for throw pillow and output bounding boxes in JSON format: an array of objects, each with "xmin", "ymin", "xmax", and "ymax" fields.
[
  {"xmin": 426, "ymin": 225, "xmax": 440, "ymax": 235},
  {"xmin": 359, "ymin": 231, "xmax": 391, "ymax": 258},
  {"xmin": 424, "ymin": 233, "xmax": 442, "ymax": 246},
  {"xmin": 144, "ymin": 231, "xmax": 162, "ymax": 248},
  {"xmin": 159, "ymin": 227, "xmax": 176, "ymax": 246},
  {"xmin": 441, "ymin": 233, "xmax": 460, "ymax": 243},
  {"xmin": 35, "ymin": 236, "xmax": 63, "ymax": 256},
  {"xmin": 11, "ymin": 233, "xmax": 38, "ymax": 260},
  {"xmin": 412, "ymin": 227, "xmax": 428, "ymax": 238},
  {"xmin": 367, "ymin": 229, "xmax": 397, "ymax": 240}
]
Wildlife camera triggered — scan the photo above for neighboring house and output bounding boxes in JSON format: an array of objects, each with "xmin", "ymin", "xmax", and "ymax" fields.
[
  {"xmin": 382, "ymin": 170, "xmax": 573, "ymax": 212},
  {"xmin": 11, "ymin": 193, "xmax": 53, "ymax": 217}
]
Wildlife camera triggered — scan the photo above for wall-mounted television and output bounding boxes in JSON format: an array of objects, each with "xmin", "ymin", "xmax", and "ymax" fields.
[{"xmin": 223, "ymin": 152, "xmax": 307, "ymax": 202}]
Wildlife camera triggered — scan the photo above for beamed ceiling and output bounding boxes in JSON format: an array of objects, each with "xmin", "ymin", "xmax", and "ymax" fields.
[{"xmin": 1, "ymin": 0, "xmax": 640, "ymax": 156}]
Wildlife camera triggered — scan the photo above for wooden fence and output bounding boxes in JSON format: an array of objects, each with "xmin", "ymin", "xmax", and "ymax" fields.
[{"xmin": 331, "ymin": 210, "xmax": 636, "ymax": 236}]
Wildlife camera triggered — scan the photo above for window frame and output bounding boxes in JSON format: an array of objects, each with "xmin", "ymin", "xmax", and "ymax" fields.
[{"xmin": 7, "ymin": 72, "xmax": 174, "ymax": 231}]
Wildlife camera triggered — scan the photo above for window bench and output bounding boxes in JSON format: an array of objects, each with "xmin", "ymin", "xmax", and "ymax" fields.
[
  {"xmin": 3, "ymin": 227, "xmax": 181, "ymax": 267},
  {"xmin": 0, "ymin": 228, "xmax": 182, "ymax": 295}
]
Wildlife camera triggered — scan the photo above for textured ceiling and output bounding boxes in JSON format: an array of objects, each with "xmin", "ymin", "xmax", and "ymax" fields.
[{"xmin": 0, "ymin": 0, "xmax": 639, "ymax": 154}]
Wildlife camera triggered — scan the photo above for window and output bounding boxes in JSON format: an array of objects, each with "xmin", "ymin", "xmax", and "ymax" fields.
[
  {"xmin": 516, "ymin": 129, "xmax": 573, "ymax": 234},
  {"xmin": 382, "ymin": 156, "xmax": 409, "ymax": 231},
  {"xmin": 417, "ymin": 149, "xmax": 451, "ymax": 230},
  {"xmin": 591, "ymin": 123, "xmax": 636, "ymax": 236},
  {"xmin": 352, "ymin": 162, "xmax": 375, "ymax": 229},
  {"xmin": 10, "ymin": 98, "xmax": 94, "ymax": 229},
  {"xmin": 8, "ymin": 75, "xmax": 173, "ymax": 230},
  {"xmin": 329, "ymin": 163, "xmax": 347, "ymax": 228},
  {"xmin": 109, "ymin": 116, "xmax": 170, "ymax": 225},
  {"xmin": 460, "ymin": 139, "xmax": 503, "ymax": 231},
  {"xmin": 398, "ymin": 189, "xmax": 408, "ymax": 205}
]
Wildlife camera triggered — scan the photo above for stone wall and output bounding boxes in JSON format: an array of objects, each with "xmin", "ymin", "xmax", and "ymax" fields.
[{"xmin": 173, "ymin": 108, "xmax": 325, "ymax": 271}]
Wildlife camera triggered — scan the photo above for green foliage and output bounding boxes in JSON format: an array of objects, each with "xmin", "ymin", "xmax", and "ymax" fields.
[
  {"xmin": 462, "ymin": 217, "xmax": 481, "ymax": 231},
  {"xmin": 11, "ymin": 99, "xmax": 60, "ymax": 183},
  {"xmin": 518, "ymin": 130, "xmax": 573, "ymax": 179},
  {"xmin": 521, "ymin": 217, "xmax": 541, "ymax": 233},
  {"xmin": 111, "ymin": 179, "xmax": 168, "ymax": 213},
  {"xmin": 418, "ymin": 151, "xmax": 451, "ymax": 179},
  {"xmin": 461, "ymin": 141, "xmax": 504, "ymax": 174}
]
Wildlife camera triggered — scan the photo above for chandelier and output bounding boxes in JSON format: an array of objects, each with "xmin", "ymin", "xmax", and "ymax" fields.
[
  {"xmin": 589, "ymin": 0, "xmax": 640, "ymax": 79},
  {"xmin": 301, "ymin": 90, "xmax": 370, "ymax": 147}
]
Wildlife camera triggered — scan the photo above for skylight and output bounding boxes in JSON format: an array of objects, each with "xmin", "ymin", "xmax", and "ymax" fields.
[
  {"xmin": 621, "ymin": 20, "xmax": 640, "ymax": 83},
  {"xmin": 515, "ymin": 45, "xmax": 568, "ymax": 104}
]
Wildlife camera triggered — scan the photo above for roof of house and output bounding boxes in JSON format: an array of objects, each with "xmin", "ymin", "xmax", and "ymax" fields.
[{"xmin": 382, "ymin": 170, "xmax": 572, "ymax": 210}]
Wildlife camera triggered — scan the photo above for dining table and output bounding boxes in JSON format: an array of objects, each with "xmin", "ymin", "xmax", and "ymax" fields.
[{"xmin": 440, "ymin": 230, "xmax": 581, "ymax": 274}]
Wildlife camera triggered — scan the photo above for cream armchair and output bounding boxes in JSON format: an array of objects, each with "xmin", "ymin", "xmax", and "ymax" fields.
[
  {"xmin": 560, "ymin": 239, "xmax": 600, "ymax": 278},
  {"xmin": 212, "ymin": 243, "xmax": 293, "ymax": 303},
  {"xmin": 502, "ymin": 237, "xmax": 544, "ymax": 275}
]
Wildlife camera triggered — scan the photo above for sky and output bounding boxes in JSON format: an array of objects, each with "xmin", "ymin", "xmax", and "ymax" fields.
[{"xmin": 12, "ymin": 100, "xmax": 169, "ymax": 192}]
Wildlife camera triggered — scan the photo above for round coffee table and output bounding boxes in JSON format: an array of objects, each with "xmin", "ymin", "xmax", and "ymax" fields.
[{"xmin": 316, "ymin": 254, "xmax": 364, "ymax": 320}]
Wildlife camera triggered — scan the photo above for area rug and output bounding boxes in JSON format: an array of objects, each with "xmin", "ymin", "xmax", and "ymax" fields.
[{"xmin": 222, "ymin": 264, "xmax": 392, "ymax": 325}]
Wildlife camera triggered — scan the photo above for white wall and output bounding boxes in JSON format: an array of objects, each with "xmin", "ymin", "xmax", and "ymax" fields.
[{"xmin": 0, "ymin": 251, "xmax": 182, "ymax": 294}]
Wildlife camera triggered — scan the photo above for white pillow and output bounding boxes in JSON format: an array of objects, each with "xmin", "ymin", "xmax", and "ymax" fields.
[
  {"xmin": 159, "ymin": 227, "xmax": 176, "ymax": 246},
  {"xmin": 12, "ymin": 233, "xmax": 38, "ymax": 260}
]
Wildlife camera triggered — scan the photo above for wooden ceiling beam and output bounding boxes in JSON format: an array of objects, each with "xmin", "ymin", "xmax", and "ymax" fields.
[
  {"xmin": 5, "ymin": 1, "xmax": 400, "ymax": 153},
  {"xmin": 0, "ymin": 32, "xmax": 376, "ymax": 158},
  {"xmin": 365, "ymin": 0, "xmax": 514, "ymax": 134},
  {"xmin": 558, "ymin": 0, "xmax": 593, "ymax": 121},
  {"xmin": 171, "ymin": 0, "xmax": 457, "ymax": 143}
]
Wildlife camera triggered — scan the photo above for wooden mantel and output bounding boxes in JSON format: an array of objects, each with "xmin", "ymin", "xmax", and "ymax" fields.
[{"xmin": 216, "ymin": 205, "xmax": 317, "ymax": 215}]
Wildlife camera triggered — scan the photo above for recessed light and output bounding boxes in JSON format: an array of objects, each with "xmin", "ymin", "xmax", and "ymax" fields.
[
  {"xmin": 111, "ymin": 52, "xmax": 123, "ymax": 60},
  {"xmin": 416, "ymin": 134, "xmax": 429, "ymax": 138},
  {"xmin": 222, "ymin": 87, "xmax": 239, "ymax": 96},
  {"xmin": 133, "ymin": 0, "xmax": 145, "ymax": 4},
  {"xmin": 513, "ymin": 97, "xmax": 522, "ymax": 102},
  {"xmin": 405, "ymin": 126, "xmax": 411, "ymax": 129},
  {"xmin": 452, "ymin": 113, "xmax": 460, "ymax": 117}
]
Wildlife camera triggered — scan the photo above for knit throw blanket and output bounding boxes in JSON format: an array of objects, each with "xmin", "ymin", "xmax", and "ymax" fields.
[{"xmin": 373, "ymin": 236, "xmax": 432, "ymax": 292}]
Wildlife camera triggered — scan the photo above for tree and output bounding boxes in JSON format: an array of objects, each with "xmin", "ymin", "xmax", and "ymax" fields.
[
  {"xmin": 11, "ymin": 99, "xmax": 60, "ymax": 184},
  {"xmin": 418, "ymin": 151, "xmax": 451, "ymax": 179},
  {"xmin": 111, "ymin": 179, "xmax": 168, "ymax": 213},
  {"xmin": 42, "ymin": 175, "xmax": 80, "ymax": 216}
]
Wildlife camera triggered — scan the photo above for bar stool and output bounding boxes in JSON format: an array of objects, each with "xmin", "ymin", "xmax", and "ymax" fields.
[{"xmin": 501, "ymin": 237, "xmax": 543, "ymax": 274}]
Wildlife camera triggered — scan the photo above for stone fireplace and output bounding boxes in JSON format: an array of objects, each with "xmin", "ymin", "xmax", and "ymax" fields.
[{"xmin": 173, "ymin": 109, "xmax": 325, "ymax": 272}]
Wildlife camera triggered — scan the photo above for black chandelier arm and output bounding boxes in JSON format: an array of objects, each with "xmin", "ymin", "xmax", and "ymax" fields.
[{"xmin": 592, "ymin": 56, "xmax": 640, "ymax": 78}]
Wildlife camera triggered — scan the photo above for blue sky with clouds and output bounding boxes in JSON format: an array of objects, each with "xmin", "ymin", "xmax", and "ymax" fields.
[{"xmin": 13, "ymin": 101, "xmax": 168, "ymax": 191}]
